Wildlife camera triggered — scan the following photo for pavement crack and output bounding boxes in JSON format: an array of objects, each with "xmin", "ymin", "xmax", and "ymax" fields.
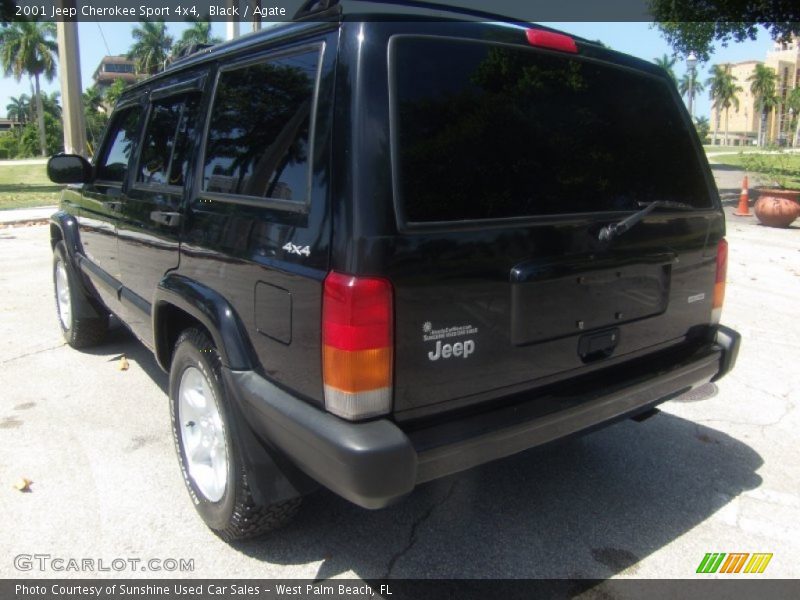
[
  {"xmin": 382, "ymin": 479, "xmax": 459, "ymax": 579},
  {"xmin": 1, "ymin": 343, "xmax": 65, "ymax": 364}
]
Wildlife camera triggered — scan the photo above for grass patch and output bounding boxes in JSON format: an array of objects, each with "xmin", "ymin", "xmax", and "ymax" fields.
[
  {"xmin": 703, "ymin": 145, "xmax": 765, "ymax": 154},
  {"xmin": 710, "ymin": 152, "xmax": 800, "ymax": 189},
  {"xmin": 0, "ymin": 163, "xmax": 62, "ymax": 210}
]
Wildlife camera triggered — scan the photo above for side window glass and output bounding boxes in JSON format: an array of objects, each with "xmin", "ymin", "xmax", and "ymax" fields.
[
  {"xmin": 137, "ymin": 99, "xmax": 183, "ymax": 186},
  {"xmin": 169, "ymin": 95, "xmax": 201, "ymax": 188},
  {"xmin": 96, "ymin": 108, "xmax": 141, "ymax": 182},
  {"xmin": 202, "ymin": 49, "xmax": 319, "ymax": 202},
  {"xmin": 137, "ymin": 94, "xmax": 201, "ymax": 187}
]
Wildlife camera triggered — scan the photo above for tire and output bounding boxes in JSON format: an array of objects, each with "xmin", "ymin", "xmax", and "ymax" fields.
[
  {"xmin": 53, "ymin": 241, "xmax": 108, "ymax": 348},
  {"xmin": 169, "ymin": 327, "xmax": 300, "ymax": 542}
]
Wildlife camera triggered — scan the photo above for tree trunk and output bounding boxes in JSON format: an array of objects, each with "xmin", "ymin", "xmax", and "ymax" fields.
[
  {"xmin": 724, "ymin": 108, "xmax": 730, "ymax": 146},
  {"xmin": 712, "ymin": 111, "xmax": 719, "ymax": 146},
  {"xmin": 34, "ymin": 73, "xmax": 47, "ymax": 157},
  {"xmin": 29, "ymin": 80, "xmax": 35, "ymax": 124},
  {"xmin": 757, "ymin": 100, "xmax": 764, "ymax": 147}
]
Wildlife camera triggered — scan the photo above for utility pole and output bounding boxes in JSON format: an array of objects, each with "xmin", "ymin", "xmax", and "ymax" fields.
[
  {"xmin": 56, "ymin": 1, "xmax": 87, "ymax": 157},
  {"xmin": 686, "ymin": 52, "xmax": 697, "ymax": 121},
  {"xmin": 226, "ymin": 0, "xmax": 240, "ymax": 40},
  {"xmin": 251, "ymin": 0, "xmax": 262, "ymax": 32}
]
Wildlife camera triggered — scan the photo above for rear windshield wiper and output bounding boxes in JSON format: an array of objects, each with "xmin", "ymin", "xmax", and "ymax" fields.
[{"xmin": 598, "ymin": 200, "xmax": 694, "ymax": 242}]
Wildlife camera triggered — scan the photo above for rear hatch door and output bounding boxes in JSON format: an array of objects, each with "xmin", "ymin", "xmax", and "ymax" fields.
[{"xmin": 386, "ymin": 32, "xmax": 723, "ymax": 420}]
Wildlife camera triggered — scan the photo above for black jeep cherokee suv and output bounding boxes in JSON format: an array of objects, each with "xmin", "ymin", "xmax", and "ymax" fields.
[{"xmin": 47, "ymin": 1, "xmax": 740, "ymax": 541}]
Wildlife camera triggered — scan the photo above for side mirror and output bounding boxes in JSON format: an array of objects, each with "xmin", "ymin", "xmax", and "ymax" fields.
[{"xmin": 47, "ymin": 154, "xmax": 93, "ymax": 184}]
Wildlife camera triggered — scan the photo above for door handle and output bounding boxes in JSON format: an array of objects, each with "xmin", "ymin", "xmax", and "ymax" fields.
[{"xmin": 150, "ymin": 210, "xmax": 182, "ymax": 228}]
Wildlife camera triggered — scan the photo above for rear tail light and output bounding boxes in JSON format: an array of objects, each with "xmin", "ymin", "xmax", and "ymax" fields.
[
  {"xmin": 712, "ymin": 238, "xmax": 728, "ymax": 324},
  {"xmin": 322, "ymin": 272, "xmax": 393, "ymax": 420},
  {"xmin": 525, "ymin": 29, "xmax": 578, "ymax": 53}
]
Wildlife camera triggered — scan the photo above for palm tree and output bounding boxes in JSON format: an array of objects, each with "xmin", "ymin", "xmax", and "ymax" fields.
[
  {"xmin": 83, "ymin": 85, "xmax": 107, "ymax": 153},
  {"xmin": 693, "ymin": 115, "xmax": 710, "ymax": 143},
  {"xmin": 653, "ymin": 53, "xmax": 677, "ymax": 84},
  {"xmin": 678, "ymin": 72, "xmax": 705, "ymax": 106},
  {"xmin": 172, "ymin": 20, "xmax": 221, "ymax": 57},
  {"xmin": 104, "ymin": 79, "xmax": 128, "ymax": 108},
  {"xmin": 127, "ymin": 21, "xmax": 173, "ymax": 75},
  {"xmin": 41, "ymin": 90, "xmax": 61, "ymax": 120},
  {"xmin": 707, "ymin": 65, "xmax": 742, "ymax": 146},
  {"xmin": 83, "ymin": 85, "xmax": 104, "ymax": 114},
  {"xmin": 6, "ymin": 94, "xmax": 30, "ymax": 125},
  {"xmin": 0, "ymin": 21, "xmax": 58, "ymax": 156},
  {"xmin": 747, "ymin": 64, "xmax": 777, "ymax": 146}
]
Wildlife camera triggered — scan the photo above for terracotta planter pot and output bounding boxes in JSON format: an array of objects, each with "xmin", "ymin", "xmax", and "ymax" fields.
[{"xmin": 753, "ymin": 189, "xmax": 800, "ymax": 228}]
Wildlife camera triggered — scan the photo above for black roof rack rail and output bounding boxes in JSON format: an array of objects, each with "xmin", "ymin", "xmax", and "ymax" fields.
[
  {"xmin": 293, "ymin": 0, "xmax": 344, "ymax": 21},
  {"xmin": 169, "ymin": 43, "xmax": 216, "ymax": 66}
]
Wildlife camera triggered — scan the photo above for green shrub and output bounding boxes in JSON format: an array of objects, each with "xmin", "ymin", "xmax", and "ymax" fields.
[
  {"xmin": 0, "ymin": 131, "xmax": 18, "ymax": 158},
  {"xmin": 17, "ymin": 114, "xmax": 64, "ymax": 157}
]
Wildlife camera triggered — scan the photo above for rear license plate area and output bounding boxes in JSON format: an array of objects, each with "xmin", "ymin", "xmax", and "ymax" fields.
[{"xmin": 511, "ymin": 257, "xmax": 671, "ymax": 346}]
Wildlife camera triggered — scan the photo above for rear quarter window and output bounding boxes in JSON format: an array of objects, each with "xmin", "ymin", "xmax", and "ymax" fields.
[
  {"xmin": 390, "ymin": 36, "xmax": 712, "ymax": 224},
  {"xmin": 202, "ymin": 48, "xmax": 320, "ymax": 205}
]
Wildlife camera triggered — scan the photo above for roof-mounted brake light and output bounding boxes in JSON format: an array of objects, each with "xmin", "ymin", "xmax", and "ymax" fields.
[{"xmin": 525, "ymin": 30, "xmax": 578, "ymax": 54}]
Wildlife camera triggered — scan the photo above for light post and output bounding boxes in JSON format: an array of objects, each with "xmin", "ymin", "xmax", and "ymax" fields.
[{"xmin": 687, "ymin": 51, "xmax": 697, "ymax": 120}]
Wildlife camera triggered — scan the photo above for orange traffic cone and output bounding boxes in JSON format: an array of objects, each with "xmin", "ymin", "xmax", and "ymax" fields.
[{"xmin": 733, "ymin": 175, "xmax": 753, "ymax": 216}]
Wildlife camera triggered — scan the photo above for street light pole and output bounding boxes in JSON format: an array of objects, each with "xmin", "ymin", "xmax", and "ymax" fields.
[{"xmin": 687, "ymin": 52, "xmax": 697, "ymax": 121}]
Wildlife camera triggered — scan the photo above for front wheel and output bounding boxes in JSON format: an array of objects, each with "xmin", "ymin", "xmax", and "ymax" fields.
[
  {"xmin": 169, "ymin": 327, "xmax": 300, "ymax": 541},
  {"xmin": 53, "ymin": 241, "xmax": 108, "ymax": 348}
]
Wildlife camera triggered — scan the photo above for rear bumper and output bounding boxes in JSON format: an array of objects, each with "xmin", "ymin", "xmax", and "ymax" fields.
[{"xmin": 230, "ymin": 325, "xmax": 740, "ymax": 509}]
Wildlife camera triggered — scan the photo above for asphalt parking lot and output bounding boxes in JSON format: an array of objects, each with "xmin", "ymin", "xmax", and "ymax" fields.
[{"xmin": 1, "ymin": 169, "xmax": 798, "ymax": 581}]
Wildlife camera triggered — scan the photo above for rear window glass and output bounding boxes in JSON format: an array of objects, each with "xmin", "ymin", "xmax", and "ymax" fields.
[
  {"xmin": 391, "ymin": 37, "xmax": 711, "ymax": 223},
  {"xmin": 202, "ymin": 49, "xmax": 319, "ymax": 203}
]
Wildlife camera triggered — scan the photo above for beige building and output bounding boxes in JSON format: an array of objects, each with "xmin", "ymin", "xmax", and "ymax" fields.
[
  {"xmin": 92, "ymin": 56, "xmax": 140, "ymax": 89},
  {"xmin": 765, "ymin": 37, "xmax": 800, "ymax": 145},
  {"xmin": 710, "ymin": 37, "xmax": 800, "ymax": 146},
  {"xmin": 709, "ymin": 61, "xmax": 760, "ymax": 146},
  {"xmin": 0, "ymin": 118, "xmax": 20, "ymax": 132}
]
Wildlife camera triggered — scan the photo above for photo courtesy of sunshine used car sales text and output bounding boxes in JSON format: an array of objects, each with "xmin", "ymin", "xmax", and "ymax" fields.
[{"xmin": 14, "ymin": 582, "xmax": 388, "ymax": 598}]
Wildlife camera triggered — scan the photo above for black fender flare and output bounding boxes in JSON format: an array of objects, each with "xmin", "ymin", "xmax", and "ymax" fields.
[
  {"xmin": 154, "ymin": 274, "xmax": 316, "ymax": 504},
  {"xmin": 152, "ymin": 274, "xmax": 256, "ymax": 372},
  {"xmin": 49, "ymin": 212, "xmax": 106, "ymax": 320},
  {"xmin": 49, "ymin": 211, "xmax": 83, "ymax": 263}
]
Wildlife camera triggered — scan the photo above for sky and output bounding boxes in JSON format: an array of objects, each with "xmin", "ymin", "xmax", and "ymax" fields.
[{"xmin": 0, "ymin": 21, "xmax": 778, "ymax": 121}]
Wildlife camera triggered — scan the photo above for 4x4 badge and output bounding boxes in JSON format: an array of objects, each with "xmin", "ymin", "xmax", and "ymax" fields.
[{"xmin": 282, "ymin": 242, "xmax": 311, "ymax": 257}]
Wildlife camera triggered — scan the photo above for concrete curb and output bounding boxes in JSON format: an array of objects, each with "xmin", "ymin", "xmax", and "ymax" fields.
[
  {"xmin": 0, "ymin": 206, "xmax": 57, "ymax": 227},
  {"xmin": 0, "ymin": 218, "xmax": 51, "ymax": 228}
]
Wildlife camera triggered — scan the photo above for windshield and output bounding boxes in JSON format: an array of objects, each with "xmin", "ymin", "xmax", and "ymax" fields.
[{"xmin": 391, "ymin": 36, "xmax": 713, "ymax": 223}]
